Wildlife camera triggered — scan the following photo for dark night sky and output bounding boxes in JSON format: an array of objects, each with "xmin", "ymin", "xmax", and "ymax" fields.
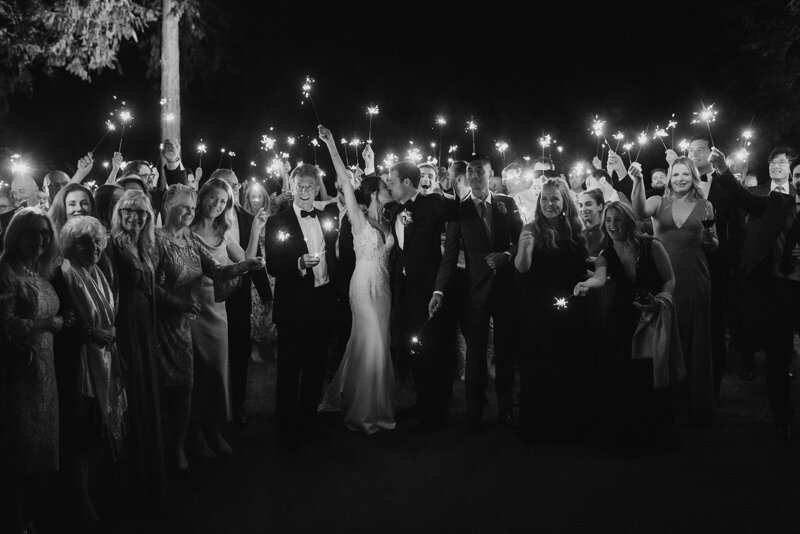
[{"xmin": 0, "ymin": 0, "xmax": 771, "ymax": 183}]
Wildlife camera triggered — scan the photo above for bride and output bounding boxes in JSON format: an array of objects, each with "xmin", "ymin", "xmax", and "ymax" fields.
[{"xmin": 317, "ymin": 125, "xmax": 396, "ymax": 434}]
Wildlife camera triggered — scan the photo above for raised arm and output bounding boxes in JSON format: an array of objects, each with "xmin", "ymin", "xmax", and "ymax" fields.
[
  {"xmin": 70, "ymin": 152, "xmax": 94, "ymax": 184},
  {"xmin": 709, "ymin": 147, "xmax": 767, "ymax": 217},
  {"xmin": 629, "ymin": 162, "xmax": 660, "ymax": 220},
  {"xmin": 246, "ymin": 209, "xmax": 268, "ymax": 259},
  {"xmin": 106, "ymin": 152, "xmax": 123, "ymax": 185},
  {"xmin": 319, "ymin": 125, "xmax": 365, "ymax": 236}
]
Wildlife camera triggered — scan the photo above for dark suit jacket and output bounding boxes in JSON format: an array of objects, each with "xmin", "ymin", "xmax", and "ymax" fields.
[
  {"xmin": 227, "ymin": 205, "xmax": 272, "ymax": 317},
  {"xmin": 389, "ymin": 192, "xmax": 457, "ymax": 294},
  {"xmin": 706, "ymin": 175, "xmax": 745, "ymax": 275},
  {"xmin": 715, "ymin": 170, "xmax": 796, "ymax": 281},
  {"xmin": 434, "ymin": 194, "xmax": 522, "ymax": 308},
  {"xmin": 323, "ymin": 201, "xmax": 355, "ymax": 298},
  {"xmin": 264, "ymin": 206, "xmax": 338, "ymax": 326}
]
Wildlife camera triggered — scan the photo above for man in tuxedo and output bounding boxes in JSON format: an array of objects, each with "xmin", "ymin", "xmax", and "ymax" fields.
[
  {"xmin": 211, "ymin": 169, "xmax": 274, "ymax": 426},
  {"xmin": 264, "ymin": 165, "xmax": 338, "ymax": 444},
  {"xmin": 711, "ymin": 147, "xmax": 797, "ymax": 437},
  {"xmin": 387, "ymin": 161, "xmax": 457, "ymax": 432},
  {"xmin": 429, "ymin": 155, "xmax": 522, "ymax": 433},
  {"xmin": 666, "ymin": 136, "xmax": 744, "ymax": 393}
]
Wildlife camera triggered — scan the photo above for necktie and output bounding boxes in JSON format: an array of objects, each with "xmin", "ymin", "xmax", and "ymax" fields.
[
  {"xmin": 776, "ymin": 185, "xmax": 786, "ymax": 194},
  {"xmin": 478, "ymin": 201, "xmax": 491, "ymax": 237},
  {"xmin": 300, "ymin": 209, "xmax": 317, "ymax": 218}
]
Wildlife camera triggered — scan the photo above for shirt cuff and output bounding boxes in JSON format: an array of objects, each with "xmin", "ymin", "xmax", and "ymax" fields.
[
  {"xmin": 297, "ymin": 257, "xmax": 307, "ymax": 276},
  {"xmin": 503, "ymin": 251, "xmax": 512, "ymax": 257},
  {"xmin": 433, "ymin": 290, "xmax": 443, "ymax": 297}
]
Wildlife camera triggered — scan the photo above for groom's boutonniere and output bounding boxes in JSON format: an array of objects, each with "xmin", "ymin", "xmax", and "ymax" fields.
[
  {"xmin": 495, "ymin": 201, "xmax": 507, "ymax": 216},
  {"xmin": 399, "ymin": 208, "xmax": 413, "ymax": 226}
]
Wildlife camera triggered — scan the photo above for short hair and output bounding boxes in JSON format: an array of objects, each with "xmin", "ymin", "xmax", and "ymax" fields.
[
  {"xmin": 768, "ymin": 146, "xmax": 797, "ymax": 163},
  {"xmin": 48, "ymin": 183, "xmax": 96, "ymax": 233},
  {"xmin": 418, "ymin": 162, "xmax": 438, "ymax": 174},
  {"xmin": 193, "ymin": 178, "xmax": 235, "ymax": 239},
  {"xmin": 59, "ymin": 215, "xmax": 107, "ymax": 260},
  {"xmin": 533, "ymin": 156, "xmax": 555, "ymax": 169},
  {"xmin": 580, "ymin": 188, "xmax": 605, "ymax": 206},
  {"xmin": 116, "ymin": 174, "xmax": 147, "ymax": 190},
  {"xmin": 391, "ymin": 161, "xmax": 421, "ymax": 188},
  {"xmin": 791, "ymin": 159, "xmax": 800, "ymax": 175},
  {"xmin": 664, "ymin": 156, "xmax": 704, "ymax": 200},
  {"xmin": 163, "ymin": 183, "xmax": 197, "ymax": 212},
  {"xmin": 689, "ymin": 135, "xmax": 711, "ymax": 149},
  {"xmin": 111, "ymin": 190, "xmax": 155, "ymax": 252},
  {"xmin": 591, "ymin": 169, "xmax": 612, "ymax": 182},
  {"xmin": 469, "ymin": 154, "xmax": 492, "ymax": 169},
  {"xmin": 127, "ymin": 160, "xmax": 153, "ymax": 175},
  {"xmin": 289, "ymin": 164, "xmax": 319, "ymax": 183},
  {"xmin": 650, "ymin": 167, "xmax": 667, "ymax": 176},
  {"xmin": 93, "ymin": 184, "xmax": 123, "ymax": 229},
  {"xmin": 0, "ymin": 207, "xmax": 60, "ymax": 278},
  {"xmin": 449, "ymin": 160, "xmax": 468, "ymax": 177}
]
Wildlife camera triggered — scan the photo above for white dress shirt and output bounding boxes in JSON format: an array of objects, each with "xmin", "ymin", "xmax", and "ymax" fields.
[
  {"xmin": 293, "ymin": 203, "xmax": 329, "ymax": 287},
  {"xmin": 771, "ymin": 180, "xmax": 790, "ymax": 194},
  {"xmin": 698, "ymin": 173, "xmax": 714, "ymax": 199},
  {"xmin": 395, "ymin": 192, "xmax": 420, "ymax": 250}
]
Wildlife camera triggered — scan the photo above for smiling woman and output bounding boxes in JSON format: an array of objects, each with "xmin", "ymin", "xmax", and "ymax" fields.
[{"xmin": 48, "ymin": 183, "xmax": 96, "ymax": 233}]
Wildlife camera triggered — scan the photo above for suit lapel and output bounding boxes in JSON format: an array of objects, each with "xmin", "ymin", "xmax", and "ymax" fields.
[
  {"xmin": 462, "ymin": 197, "xmax": 491, "ymax": 248},
  {"xmin": 403, "ymin": 195, "xmax": 420, "ymax": 250},
  {"xmin": 286, "ymin": 208, "xmax": 309, "ymax": 256}
]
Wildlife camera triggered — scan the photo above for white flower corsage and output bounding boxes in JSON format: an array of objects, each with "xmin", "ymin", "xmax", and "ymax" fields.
[
  {"xmin": 495, "ymin": 202, "xmax": 507, "ymax": 216},
  {"xmin": 399, "ymin": 209, "xmax": 413, "ymax": 226}
]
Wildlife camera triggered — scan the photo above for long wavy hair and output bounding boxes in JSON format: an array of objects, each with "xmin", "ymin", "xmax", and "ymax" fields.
[
  {"xmin": 242, "ymin": 181, "xmax": 270, "ymax": 216},
  {"xmin": 0, "ymin": 207, "xmax": 60, "ymax": 279},
  {"xmin": 532, "ymin": 178, "xmax": 585, "ymax": 251},
  {"xmin": 192, "ymin": 178, "xmax": 235, "ymax": 239},
  {"xmin": 599, "ymin": 201, "xmax": 656, "ymax": 250},
  {"xmin": 664, "ymin": 156, "xmax": 704, "ymax": 200},
  {"xmin": 110, "ymin": 190, "xmax": 155, "ymax": 253},
  {"xmin": 48, "ymin": 183, "xmax": 95, "ymax": 233}
]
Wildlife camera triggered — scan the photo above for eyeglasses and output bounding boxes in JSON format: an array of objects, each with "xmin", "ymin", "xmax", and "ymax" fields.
[
  {"xmin": 769, "ymin": 160, "xmax": 791, "ymax": 167},
  {"xmin": 226, "ymin": 181, "xmax": 242, "ymax": 190},
  {"xmin": 120, "ymin": 207, "xmax": 149, "ymax": 218}
]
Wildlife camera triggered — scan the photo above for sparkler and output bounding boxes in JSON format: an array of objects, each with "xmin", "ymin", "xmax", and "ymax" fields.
[
  {"xmin": 538, "ymin": 134, "xmax": 552, "ymax": 160},
  {"xmin": 310, "ymin": 138, "xmax": 319, "ymax": 166},
  {"xmin": 117, "ymin": 110, "xmax": 132, "ymax": 152},
  {"xmin": 196, "ymin": 142, "xmax": 207, "ymax": 168},
  {"xmin": 366, "ymin": 105, "xmax": 379, "ymax": 143},
  {"xmin": 591, "ymin": 116, "xmax": 607, "ymax": 158},
  {"xmin": 495, "ymin": 141, "xmax": 509, "ymax": 163},
  {"xmin": 277, "ymin": 230, "xmax": 290, "ymax": 242},
  {"xmin": 301, "ymin": 75, "xmax": 321, "ymax": 124},
  {"xmin": 350, "ymin": 137, "xmax": 361, "ymax": 167},
  {"xmin": 553, "ymin": 295, "xmax": 573, "ymax": 311},
  {"xmin": 340, "ymin": 138, "xmax": 350, "ymax": 166},
  {"xmin": 740, "ymin": 128, "xmax": 754, "ymax": 152},
  {"xmin": 382, "ymin": 153, "xmax": 398, "ymax": 168},
  {"xmin": 678, "ymin": 139, "xmax": 690, "ymax": 156},
  {"xmin": 406, "ymin": 147, "xmax": 422, "ymax": 163},
  {"xmin": 734, "ymin": 149, "xmax": 749, "ymax": 163},
  {"xmin": 612, "ymin": 131, "xmax": 625, "ymax": 152},
  {"xmin": 634, "ymin": 125, "xmax": 651, "ymax": 163},
  {"xmin": 557, "ymin": 146, "xmax": 564, "ymax": 169},
  {"xmin": 436, "ymin": 116, "xmax": 446, "ymax": 164},
  {"xmin": 218, "ymin": 148, "xmax": 226, "ymax": 169},
  {"xmin": 691, "ymin": 102, "xmax": 718, "ymax": 147},
  {"xmin": 467, "ymin": 119, "xmax": 477, "ymax": 155},
  {"xmin": 91, "ymin": 120, "xmax": 116, "ymax": 154},
  {"xmin": 653, "ymin": 126, "xmax": 669, "ymax": 150},
  {"xmin": 409, "ymin": 315, "xmax": 435, "ymax": 357},
  {"xmin": 667, "ymin": 115, "xmax": 678, "ymax": 149},
  {"xmin": 622, "ymin": 142, "xmax": 635, "ymax": 166}
]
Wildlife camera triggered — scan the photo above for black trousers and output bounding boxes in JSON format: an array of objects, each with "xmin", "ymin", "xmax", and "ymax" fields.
[
  {"xmin": 437, "ymin": 268, "xmax": 470, "ymax": 397},
  {"xmin": 765, "ymin": 279, "xmax": 799, "ymax": 424},
  {"xmin": 464, "ymin": 288, "xmax": 517, "ymax": 419},
  {"xmin": 275, "ymin": 286, "xmax": 334, "ymax": 432}
]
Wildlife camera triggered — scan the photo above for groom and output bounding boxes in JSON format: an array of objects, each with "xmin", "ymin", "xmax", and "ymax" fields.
[
  {"xmin": 387, "ymin": 161, "xmax": 457, "ymax": 432},
  {"xmin": 429, "ymin": 154, "xmax": 522, "ymax": 433},
  {"xmin": 264, "ymin": 165, "xmax": 338, "ymax": 445}
]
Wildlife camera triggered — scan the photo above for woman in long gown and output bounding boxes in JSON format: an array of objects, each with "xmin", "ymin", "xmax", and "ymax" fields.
[
  {"xmin": 155, "ymin": 184, "xmax": 264, "ymax": 471},
  {"xmin": 575, "ymin": 202, "xmax": 676, "ymax": 452},
  {"xmin": 515, "ymin": 179, "xmax": 589, "ymax": 442},
  {"xmin": 631, "ymin": 157, "xmax": 717, "ymax": 424},
  {"xmin": 108, "ymin": 190, "xmax": 167, "ymax": 501},
  {"xmin": 318, "ymin": 125, "xmax": 396, "ymax": 435},
  {"xmin": 189, "ymin": 178, "xmax": 265, "ymax": 454},
  {"xmin": 0, "ymin": 208, "xmax": 75, "ymax": 533}
]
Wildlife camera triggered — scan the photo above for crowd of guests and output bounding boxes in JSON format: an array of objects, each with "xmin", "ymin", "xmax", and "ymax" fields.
[{"xmin": 0, "ymin": 132, "xmax": 798, "ymax": 532}]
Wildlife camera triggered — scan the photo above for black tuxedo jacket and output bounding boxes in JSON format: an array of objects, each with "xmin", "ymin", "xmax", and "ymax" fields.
[
  {"xmin": 323, "ymin": 202, "xmax": 355, "ymax": 298},
  {"xmin": 227, "ymin": 205, "xmax": 272, "ymax": 314},
  {"xmin": 389, "ymin": 192, "xmax": 457, "ymax": 291},
  {"xmin": 705, "ymin": 175, "xmax": 745, "ymax": 275},
  {"xmin": 434, "ymin": 194, "xmax": 522, "ymax": 308},
  {"xmin": 264, "ymin": 206, "xmax": 338, "ymax": 326},
  {"xmin": 715, "ymin": 170, "xmax": 796, "ymax": 281}
]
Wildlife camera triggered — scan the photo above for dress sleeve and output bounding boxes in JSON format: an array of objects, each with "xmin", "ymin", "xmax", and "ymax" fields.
[
  {"xmin": 195, "ymin": 237, "xmax": 240, "ymax": 281},
  {"xmin": 0, "ymin": 268, "xmax": 44, "ymax": 339}
]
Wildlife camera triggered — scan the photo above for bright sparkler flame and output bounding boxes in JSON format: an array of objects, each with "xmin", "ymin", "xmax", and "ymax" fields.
[
  {"xmin": 196, "ymin": 143, "xmax": 207, "ymax": 154},
  {"xmin": 467, "ymin": 120, "xmax": 477, "ymax": 131},
  {"xmin": 301, "ymin": 76, "xmax": 314, "ymax": 98},
  {"xmin": 667, "ymin": 120, "xmax": 678, "ymax": 130},
  {"xmin": 591, "ymin": 117, "xmax": 606, "ymax": 137},
  {"xmin": 406, "ymin": 148, "xmax": 422, "ymax": 163},
  {"xmin": 496, "ymin": 141, "xmax": 509, "ymax": 153},
  {"xmin": 612, "ymin": 131, "xmax": 624, "ymax": 141},
  {"xmin": 742, "ymin": 129, "xmax": 753, "ymax": 140},
  {"xmin": 278, "ymin": 230, "xmax": 290, "ymax": 242},
  {"xmin": 228, "ymin": 151, "xmax": 236, "ymax": 157},
  {"xmin": 322, "ymin": 220, "xmax": 334, "ymax": 231},
  {"xmin": 678, "ymin": 139, "xmax": 690, "ymax": 152},
  {"xmin": 106, "ymin": 120, "xmax": 116, "ymax": 131},
  {"xmin": 622, "ymin": 142, "xmax": 635, "ymax": 152},
  {"xmin": 735, "ymin": 149, "xmax": 749, "ymax": 162},
  {"xmin": 637, "ymin": 131, "xmax": 649, "ymax": 146},
  {"xmin": 102, "ymin": 161, "xmax": 109, "ymax": 168},
  {"xmin": 436, "ymin": 116, "xmax": 447, "ymax": 126},
  {"xmin": 554, "ymin": 297, "xmax": 569, "ymax": 310},
  {"xmin": 340, "ymin": 138, "xmax": 347, "ymax": 145},
  {"xmin": 287, "ymin": 137, "xmax": 296, "ymax": 146},
  {"xmin": 310, "ymin": 139, "xmax": 319, "ymax": 147},
  {"xmin": 261, "ymin": 136, "xmax": 276, "ymax": 151},
  {"xmin": 692, "ymin": 103, "xmax": 718, "ymax": 125},
  {"xmin": 11, "ymin": 161, "xmax": 30, "ymax": 174},
  {"xmin": 367, "ymin": 105, "xmax": 380, "ymax": 116},
  {"xmin": 653, "ymin": 127, "xmax": 668, "ymax": 140},
  {"xmin": 448, "ymin": 145, "xmax": 457, "ymax": 154},
  {"xmin": 119, "ymin": 110, "xmax": 132, "ymax": 123},
  {"xmin": 538, "ymin": 134, "xmax": 552, "ymax": 148},
  {"xmin": 557, "ymin": 146, "xmax": 563, "ymax": 153}
]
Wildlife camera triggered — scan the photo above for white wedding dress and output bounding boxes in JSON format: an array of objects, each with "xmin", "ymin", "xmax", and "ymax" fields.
[{"xmin": 320, "ymin": 219, "xmax": 396, "ymax": 434}]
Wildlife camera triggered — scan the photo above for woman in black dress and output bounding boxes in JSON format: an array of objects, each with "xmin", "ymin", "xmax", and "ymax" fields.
[
  {"xmin": 574, "ymin": 201, "xmax": 675, "ymax": 452},
  {"xmin": 515, "ymin": 178, "xmax": 589, "ymax": 442}
]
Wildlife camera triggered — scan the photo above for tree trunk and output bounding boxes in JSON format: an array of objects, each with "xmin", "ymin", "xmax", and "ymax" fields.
[{"xmin": 160, "ymin": 0, "xmax": 181, "ymax": 142}]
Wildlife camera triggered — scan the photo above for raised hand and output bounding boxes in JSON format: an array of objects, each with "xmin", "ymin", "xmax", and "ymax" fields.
[
  {"xmin": 628, "ymin": 161, "xmax": 643, "ymax": 182},
  {"xmin": 709, "ymin": 147, "xmax": 728, "ymax": 174},
  {"xmin": 318, "ymin": 125, "xmax": 334, "ymax": 145},
  {"xmin": 592, "ymin": 156, "xmax": 602, "ymax": 170},
  {"xmin": 665, "ymin": 149, "xmax": 679, "ymax": 166},
  {"xmin": 111, "ymin": 151, "xmax": 123, "ymax": 171},
  {"xmin": 607, "ymin": 150, "xmax": 626, "ymax": 178},
  {"xmin": 76, "ymin": 153, "xmax": 94, "ymax": 176},
  {"xmin": 251, "ymin": 208, "xmax": 268, "ymax": 233},
  {"xmin": 518, "ymin": 229, "xmax": 534, "ymax": 250},
  {"xmin": 362, "ymin": 144, "xmax": 375, "ymax": 165}
]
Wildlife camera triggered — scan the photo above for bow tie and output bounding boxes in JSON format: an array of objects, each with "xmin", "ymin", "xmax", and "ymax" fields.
[
  {"xmin": 403, "ymin": 199, "xmax": 414, "ymax": 209},
  {"xmin": 300, "ymin": 209, "xmax": 317, "ymax": 218}
]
